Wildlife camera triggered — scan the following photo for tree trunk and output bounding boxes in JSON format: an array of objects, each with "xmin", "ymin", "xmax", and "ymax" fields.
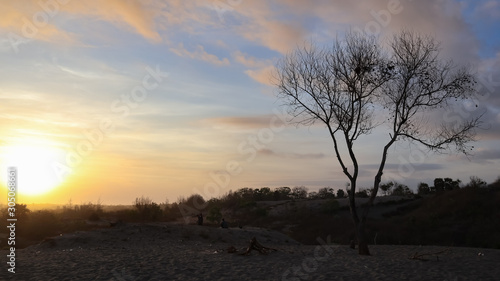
[{"xmin": 357, "ymin": 220, "xmax": 370, "ymax": 255}]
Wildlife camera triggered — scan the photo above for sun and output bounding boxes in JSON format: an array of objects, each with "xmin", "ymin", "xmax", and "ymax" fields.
[{"xmin": 0, "ymin": 144, "xmax": 68, "ymax": 196}]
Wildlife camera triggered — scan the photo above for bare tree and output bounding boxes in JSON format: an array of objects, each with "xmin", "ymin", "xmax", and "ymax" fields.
[{"xmin": 273, "ymin": 30, "xmax": 482, "ymax": 255}]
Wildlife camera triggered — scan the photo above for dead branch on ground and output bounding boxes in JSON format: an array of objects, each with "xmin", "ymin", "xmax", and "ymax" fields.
[{"xmin": 241, "ymin": 237, "xmax": 277, "ymax": 255}]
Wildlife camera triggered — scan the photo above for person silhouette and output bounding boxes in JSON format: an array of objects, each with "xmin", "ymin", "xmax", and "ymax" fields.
[
  {"xmin": 220, "ymin": 218, "xmax": 228, "ymax": 228},
  {"xmin": 197, "ymin": 213, "xmax": 203, "ymax": 225}
]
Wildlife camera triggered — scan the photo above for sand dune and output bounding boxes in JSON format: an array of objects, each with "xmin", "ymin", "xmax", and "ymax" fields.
[{"xmin": 2, "ymin": 222, "xmax": 499, "ymax": 280}]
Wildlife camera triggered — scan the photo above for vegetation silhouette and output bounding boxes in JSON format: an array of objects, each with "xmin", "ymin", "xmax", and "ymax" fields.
[{"xmin": 2, "ymin": 175, "xmax": 499, "ymax": 251}]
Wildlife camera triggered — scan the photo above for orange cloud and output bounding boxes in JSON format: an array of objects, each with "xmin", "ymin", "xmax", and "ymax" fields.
[
  {"xmin": 236, "ymin": 20, "xmax": 305, "ymax": 54},
  {"xmin": 0, "ymin": 2, "xmax": 76, "ymax": 46},
  {"xmin": 245, "ymin": 65, "xmax": 275, "ymax": 86},
  {"xmin": 232, "ymin": 50, "xmax": 272, "ymax": 68},
  {"xmin": 204, "ymin": 115, "xmax": 276, "ymax": 129},
  {"xmin": 0, "ymin": 0, "xmax": 162, "ymax": 46},
  {"xmin": 66, "ymin": 0, "xmax": 162, "ymax": 42}
]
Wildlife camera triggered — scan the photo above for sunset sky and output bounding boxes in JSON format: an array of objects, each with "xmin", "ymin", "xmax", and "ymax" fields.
[{"xmin": 0, "ymin": 0, "xmax": 499, "ymax": 205}]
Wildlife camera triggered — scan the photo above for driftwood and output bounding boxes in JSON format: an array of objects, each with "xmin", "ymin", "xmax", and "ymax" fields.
[
  {"xmin": 410, "ymin": 248, "xmax": 451, "ymax": 261},
  {"xmin": 241, "ymin": 237, "xmax": 277, "ymax": 255}
]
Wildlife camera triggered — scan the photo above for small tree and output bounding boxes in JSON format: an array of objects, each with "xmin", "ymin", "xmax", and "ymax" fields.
[
  {"xmin": 308, "ymin": 191, "xmax": 318, "ymax": 199},
  {"xmin": 465, "ymin": 176, "xmax": 487, "ymax": 188},
  {"xmin": 434, "ymin": 178, "xmax": 445, "ymax": 192},
  {"xmin": 254, "ymin": 187, "xmax": 272, "ymax": 200},
  {"xmin": 274, "ymin": 186, "xmax": 292, "ymax": 200},
  {"xmin": 274, "ymin": 30, "xmax": 481, "ymax": 255},
  {"xmin": 291, "ymin": 186, "xmax": 309, "ymax": 199},
  {"xmin": 417, "ymin": 182, "xmax": 430, "ymax": 195},
  {"xmin": 391, "ymin": 183, "xmax": 412, "ymax": 196},
  {"xmin": 318, "ymin": 187, "xmax": 336, "ymax": 199},
  {"xmin": 336, "ymin": 189, "xmax": 346, "ymax": 198}
]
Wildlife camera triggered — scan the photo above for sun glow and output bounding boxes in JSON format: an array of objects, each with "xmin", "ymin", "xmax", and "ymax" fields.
[{"xmin": 0, "ymin": 143, "xmax": 68, "ymax": 196}]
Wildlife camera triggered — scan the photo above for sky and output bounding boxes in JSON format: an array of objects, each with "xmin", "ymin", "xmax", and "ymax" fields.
[{"xmin": 0, "ymin": 0, "xmax": 499, "ymax": 205}]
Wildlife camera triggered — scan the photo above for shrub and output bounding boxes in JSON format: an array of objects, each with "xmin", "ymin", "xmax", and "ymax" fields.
[
  {"xmin": 465, "ymin": 176, "xmax": 487, "ymax": 189},
  {"xmin": 336, "ymin": 189, "xmax": 345, "ymax": 198},
  {"xmin": 60, "ymin": 200, "xmax": 103, "ymax": 220},
  {"xmin": 207, "ymin": 206, "xmax": 222, "ymax": 223},
  {"xmin": 135, "ymin": 196, "xmax": 162, "ymax": 221},
  {"xmin": 355, "ymin": 189, "xmax": 369, "ymax": 198},
  {"xmin": 318, "ymin": 187, "xmax": 336, "ymax": 199},
  {"xmin": 417, "ymin": 182, "xmax": 430, "ymax": 195},
  {"xmin": 19, "ymin": 210, "xmax": 60, "ymax": 240}
]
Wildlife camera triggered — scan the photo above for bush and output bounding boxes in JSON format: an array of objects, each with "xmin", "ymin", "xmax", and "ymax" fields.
[
  {"xmin": 417, "ymin": 182, "xmax": 430, "ymax": 195},
  {"xmin": 135, "ymin": 196, "xmax": 162, "ymax": 221},
  {"xmin": 207, "ymin": 206, "xmax": 222, "ymax": 223},
  {"xmin": 336, "ymin": 189, "xmax": 345, "ymax": 198},
  {"xmin": 162, "ymin": 202, "xmax": 182, "ymax": 221},
  {"xmin": 60, "ymin": 200, "xmax": 103, "ymax": 220},
  {"xmin": 355, "ymin": 189, "xmax": 369, "ymax": 198},
  {"xmin": 19, "ymin": 210, "xmax": 60, "ymax": 240},
  {"xmin": 465, "ymin": 176, "xmax": 487, "ymax": 189}
]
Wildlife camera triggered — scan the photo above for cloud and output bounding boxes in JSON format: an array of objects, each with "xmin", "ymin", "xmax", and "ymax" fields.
[
  {"xmin": 231, "ymin": 51, "xmax": 276, "ymax": 85},
  {"xmin": 203, "ymin": 114, "xmax": 282, "ymax": 129},
  {"xmin": 245, "ymin": 65, "xmax": 275, "ymax": 86},
  {"xmin": 232, "ymin": 51, "xmax": 271, "ymax": 68},
  {"xmin": 473, "ymin": 148, "xmax": 500, "ymax": 160},
  {"xmin": 238, "ymin": 20, "xmax": 306, "ymax": 54},
  {"xmin": 362, "ymin": 163, "xmax": 444, "ymax": 171},
  {"xmin": 0, "ymin": 2, "xmax": 76, "ymax": 46},
  {"xmin": 66, "ymin": 0, "xmax": 161, "ymax": 42},
  {"xmin": 473, "ymin": 1, "xmax": 500, "ymax": 21},
  {"xmin": 169, "ymin": 43, "xmax": 230, "ymax": 66},
  {"xmin": 0, "ymin": 0, "xmax": 164, "ymax": 47},
  {"xmin": 257, "ymin": 148, "xmax": 326, "ymax": 159}
]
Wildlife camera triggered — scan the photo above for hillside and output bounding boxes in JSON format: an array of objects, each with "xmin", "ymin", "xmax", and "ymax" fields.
[{"xmin": 245, "ymin": 187, "xmax": 500, "ymax": 249}]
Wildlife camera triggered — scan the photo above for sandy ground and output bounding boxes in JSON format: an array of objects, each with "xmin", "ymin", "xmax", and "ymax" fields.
[{"xmin": 1, "ymin": 222, "xmax": 499, "ymax": 280}]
